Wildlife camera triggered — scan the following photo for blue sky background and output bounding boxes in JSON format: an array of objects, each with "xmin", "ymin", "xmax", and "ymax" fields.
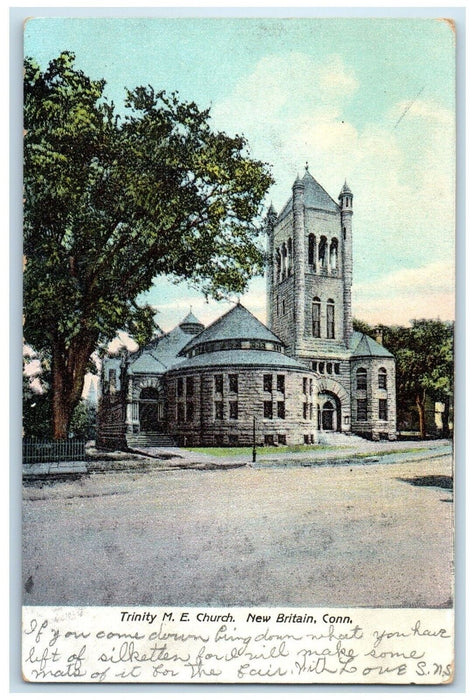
[{"xmin": 24, "ymin": 17, "xmax": 456, "ymax": 335}]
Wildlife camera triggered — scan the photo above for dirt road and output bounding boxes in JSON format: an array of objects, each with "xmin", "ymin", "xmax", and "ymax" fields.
[{"xmin": 22, "ymin": 453, "xmax": 453, "ymax": 607}]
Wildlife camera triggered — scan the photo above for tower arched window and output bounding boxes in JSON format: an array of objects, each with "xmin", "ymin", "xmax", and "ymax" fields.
[
  {"xmin": 287, "ymin": 238, "xmax": 293, "ymax": 275},
  {"xmin": 308, "ymin": 234, "xmax": 316, "ymax": 267},
  {"xmin": 282, "ymin": 243, "xmax": 288, "ymax": 278},
  {"xmin": 275, "ymin": 250, "xmax": 281, "ymax": 283},
  {"xmin": 346, "ymin": 197, "xmax": 349, "ymax": 207},
  {"xmin": 330, "ymin": 238, "xmax": 338, "ymax": 270},
  {"xmin": 312, "ymin": 297, "xmax": 321, "ymax": 338},
  {"xmin": 356, "ymin": 368, "xmax": 367, "ymax": 390},
  {"xmin": 318, "ymin": 236, "xmax": 328, "ymax": 268},
  {"xmin": 326, "ymin": 298, "xmax": 335, "ymax": 339},
  {"xmin": 378, "ymin": 367, "xmax": 387, "ymax": 389},
  {"xmin": 343, "ymin": 226, "xmax": 346, "ymax": 240}
]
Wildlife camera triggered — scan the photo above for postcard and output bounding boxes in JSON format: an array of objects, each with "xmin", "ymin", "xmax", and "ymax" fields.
[{"xmin": 21, "ymin": 16, "xmax": 455, "ymax": 685}]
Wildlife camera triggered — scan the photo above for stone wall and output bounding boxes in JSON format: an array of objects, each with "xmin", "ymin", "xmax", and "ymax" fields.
[
  {"xmin": 350, "ymin": 356, "xmax": 397, "ymax": 440},
  {"xmin": 166, "ymin": 366, "xmax": 318, "ymax": 446}
]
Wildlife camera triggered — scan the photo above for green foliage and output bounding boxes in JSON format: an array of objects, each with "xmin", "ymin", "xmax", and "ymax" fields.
[
  {"xmin": 69, "ymin": 401, "xmax": 97, "ymax": 440},
  {"xmin": 355, "ymin": 318, "xmax": 454, "ymax": 437},
  {"xmin": 24, "ymin": 52, "xmax": 273, "ymax": 436}
]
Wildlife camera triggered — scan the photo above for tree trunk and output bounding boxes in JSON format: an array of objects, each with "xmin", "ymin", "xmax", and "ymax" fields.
[
  {"xmin": 51, "ymin": 332, "xmax": 97, "ymax": 439},
  {"xmin": 415, "ymin": 393, "xmax": 426, "ymax": 439},
  {"xmin": 441, "ymin": 399, "xmax": 451, "ymax": 438}
]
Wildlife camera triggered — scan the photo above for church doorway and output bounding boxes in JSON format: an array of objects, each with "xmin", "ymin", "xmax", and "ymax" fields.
[
  {"xmin": 317, "ymin": 392, "xmax": 341, "ymax": 432},
  {"xmin": 139, "ymin": 387, "xmax": 162, "ymax": 432}
]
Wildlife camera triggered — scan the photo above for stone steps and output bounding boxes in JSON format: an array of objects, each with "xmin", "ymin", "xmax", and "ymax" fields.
[
  {"xmin": 318, "ymin": 432, "xmax": 370, "ymax": 446},
  {"xmin": 127, "ymin": 433, "xmax": 177, "ymax": 448}
]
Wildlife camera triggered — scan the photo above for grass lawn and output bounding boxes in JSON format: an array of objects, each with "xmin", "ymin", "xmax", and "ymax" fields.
[
  {"xmin": 183, "ymin": 444, "xmax": 332, "ymax": 456},
  {"xmin": 182, "ymin": 444, "xmax": 430, "ymax": 458}
]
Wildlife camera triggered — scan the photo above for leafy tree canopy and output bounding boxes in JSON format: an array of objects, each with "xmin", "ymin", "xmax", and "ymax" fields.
[
  {"xmin": 354, "ymin": 318, "xmax": 454, "ymax": 437},
  {"xmin": 24, "ymin": 52, "xmax": 273, "ymax": 437}
]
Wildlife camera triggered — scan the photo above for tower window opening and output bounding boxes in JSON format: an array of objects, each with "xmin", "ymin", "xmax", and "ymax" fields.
[
  {"xmin": 330, "ymin": 238, "xmax": 338, "ymax": 270},
  {"xmin": 312, "ymin": 297, "xmax": 321, "ymax": 338},
  {"xmin": 275, "ymin": 250, "xmax": 282, "ymax": 283},
  {"xmin": 343, "ymin": 226, "xmax": 346, "ymax": 240},
  {"xmin": 327, "ymin": 299, "xmax": 335, "ymax": 339},
  {"xmin": 282, "ymin": 243, "xmax": 288, "ymax": 278},
  {"xmin": 346, "ymin": 197, "xmax": 349, "ymax": 207},
  {"xmin": 308, "ymin": 234, "xmax": 316, "ymax": 267},
  {"xmin": 288, "ymin": 238, "xmax": 293, "ymax": 275},
  {"xmin": 378, "ymin": 367, "xmax": 387, "ymax": 389},
  {"xmin": 318, "ymin": 236, "xmax": 328, "ymax": 267}
]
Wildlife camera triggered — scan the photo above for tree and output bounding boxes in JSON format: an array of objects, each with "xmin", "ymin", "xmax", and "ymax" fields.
[
  {"xmin": 354, "ymin": 319, "xmax": 454, "ymax": 438},
  {"xmin": 24, "ymin": 52, "xmax": 273, "ymax": 438}
]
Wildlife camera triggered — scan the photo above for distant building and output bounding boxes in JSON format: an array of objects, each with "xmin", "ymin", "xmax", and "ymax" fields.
[{"xmin": 98, "ymin": 169, "xmax": 396, "ymax": 448}]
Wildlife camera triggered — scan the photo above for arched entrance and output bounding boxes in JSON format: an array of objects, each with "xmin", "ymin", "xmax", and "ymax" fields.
[
  {"xmin": 317, "ymin": 392, "xmax": 341, "ymax": 432},
  {"xmin": 139, "ymin": 387, "xmax": 161, "ymax": 432}
]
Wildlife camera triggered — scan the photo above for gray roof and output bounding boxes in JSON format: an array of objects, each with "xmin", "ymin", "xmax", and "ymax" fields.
[
  {"xmin": 350, "ymin": 332, "xmax": 394, "ymax": 358},
  {"xmin": 128, "ymin": 325, "xmax": 194, "ymax": 374},
  {"xmin": 180, "ymin": 311, "xmax": 202, "ymax": 327},
  {"xmin": 169, "ymin": 349, "xmax": 310, "ymax": 373},
  {"xmin": 278, "ymin": 169, "xmax": 340, "ymax": 220},
  {"xmin": 179, "ymin": 303, "xmax": 284, "ymax": 355}
]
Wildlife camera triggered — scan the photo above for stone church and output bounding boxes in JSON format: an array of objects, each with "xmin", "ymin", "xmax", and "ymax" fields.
[{"xmin": 98, "ymin": 168, "xmax": 396, "ymax": 449}]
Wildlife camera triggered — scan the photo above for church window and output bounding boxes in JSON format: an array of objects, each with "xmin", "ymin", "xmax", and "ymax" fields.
[
  {"xmin": 229, "ymin": 374, "xmax": 238, "ymax": 393},
  {"xmin": 288, "ymin": 238, "xmax": 293, "ymax": 274},
  {"xmin": 177, "ymin": 403, "xmax": 185, "ymax": 423},
  {"xmin": 309, "ymin": 378, "xmax": 313, "ymax": 395},
  {"xmin": 277, "ymin": 375, "xmax": 285, "ymax": 393},
  {"xmin": 215, "ymin": 402, "xmax": 224, "ymax": 420},
  {"xmin": 264, "ymin": 401, "xmax": 273, "ymax": 419},
  {"xmin": 318, "ymin": 361, "xmax": 325, "ymax": 374},
  {"xmin": 186, "ymin": 377, "xmax": 194, "ymax": 396},
  {"xmin": 318, "ymin": 236, "xmax": 328, "ymax": 267},
  {"xmin": 282, "ymin": 299, "xmax": 286, "ymax": 315},
  {"xmin": 309, "ymin": 404, "xmax": 313, "ymax": 420},
  {"xmin": 312, "ymin": 297, "xmax": 321, "ymax": 337},
  {"xmin": 177, "ymin": 378, "xmax": 184, "ymax": 397},
  {"xmin": 356, "ymin": 368, "xmax": 367, "ymax": 390},
  {"xmin": 278, "ymin": 434, "xmax": 287, "ymax": 445},
  {"xmin": 308, "ymin": 234, "xmax": 316, "ymax": 267},
  {"xmin": 334, "ymin": 363, "xmax": 340, "ymax": 375},
  {"xmin": 277, "ymin": 401, "xmax": 285, "ymax": 419},
  {"xmin": 282, "ymin": 243, "xmax": 288, "ymax": 277},
  {"xmin": 330, "ymin": 238, "xmax": 338, "ymax": 269},
  {"xmin": 343, "ymin": 227, "xmax": 346, "ymax": 240},
  {"xmin": 378, "ymin": 368, "xmax": 387, "ymax": 389},
  {"xmin": 303, "ymin": 403, "xmax": 308, "ymax": 419},
  {"xmin": 327, "ymin": 299, "xmax": 335, "ymax": 339},
  {"xmin": 108, "ymin": 369, "xmax": 117, "ymax": 394},
  {"xmin": 276, "ymin": 295, "xmax": 280, "ymax": 316},
  {"xmin": 326, "ymin": 362, "xmax": 333, "ymax": 374},
  {"xmin": 229, "ymin": 401, "xmax": 238, "ymax": 420},
  {"xmin": 186, "ymin": 402, "xmax": 194, "ymax": 422},
  {"xmin": 275, "ymin": 250, "xmax": 282, "ymax": 283},
  {"xmin": 263, "ymin": 374, "xmax": 273, "ymax": 392},
  {"xmin": 357, "ymin": 399, "xmax": 367, "ymax": 421},
  {"xmin": 346, "ymin": 197, "xmax": 349, "ymax": 207},
  {"xmin": 379, "ymin": 399, "xmax": 388, "ymax": 421},
  {"xmin": 264, "ymin": 434, "xmax": 275, "ymax": 446},
  {"xmin": 303, "ymin": 377, "xmax": 308, "ymax": 394}
]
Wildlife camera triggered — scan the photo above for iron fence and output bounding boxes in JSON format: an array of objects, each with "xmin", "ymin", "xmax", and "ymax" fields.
[{"xmin": 23, "ymin": 438, "xmax": 86, "ymax": 464}]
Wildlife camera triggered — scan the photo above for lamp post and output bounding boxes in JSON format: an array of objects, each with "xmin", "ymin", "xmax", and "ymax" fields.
[{"xmin": 252, "ymin": 416, "xmax": 257, "ymax": 463}]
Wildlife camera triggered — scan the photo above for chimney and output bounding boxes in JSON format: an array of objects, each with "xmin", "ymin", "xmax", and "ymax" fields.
[{"xmin": 375, "ymin": 326, "xmax": 384, "ymax": 345}]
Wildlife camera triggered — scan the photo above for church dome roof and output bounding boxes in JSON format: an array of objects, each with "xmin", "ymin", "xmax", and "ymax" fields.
[{"xmin": 179, "ymin": 303, "xmax": 284, "ymax": 356}]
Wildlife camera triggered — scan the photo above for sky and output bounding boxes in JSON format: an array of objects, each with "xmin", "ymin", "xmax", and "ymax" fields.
[{"xmin": 24, "ymin": 16, "xmax": 456, "ymax": 335}]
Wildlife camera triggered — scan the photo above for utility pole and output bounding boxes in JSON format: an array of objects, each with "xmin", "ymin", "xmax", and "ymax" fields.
[{"xmin": 252, "ymin": 416, "xmax": 257, "ymax": 463}]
